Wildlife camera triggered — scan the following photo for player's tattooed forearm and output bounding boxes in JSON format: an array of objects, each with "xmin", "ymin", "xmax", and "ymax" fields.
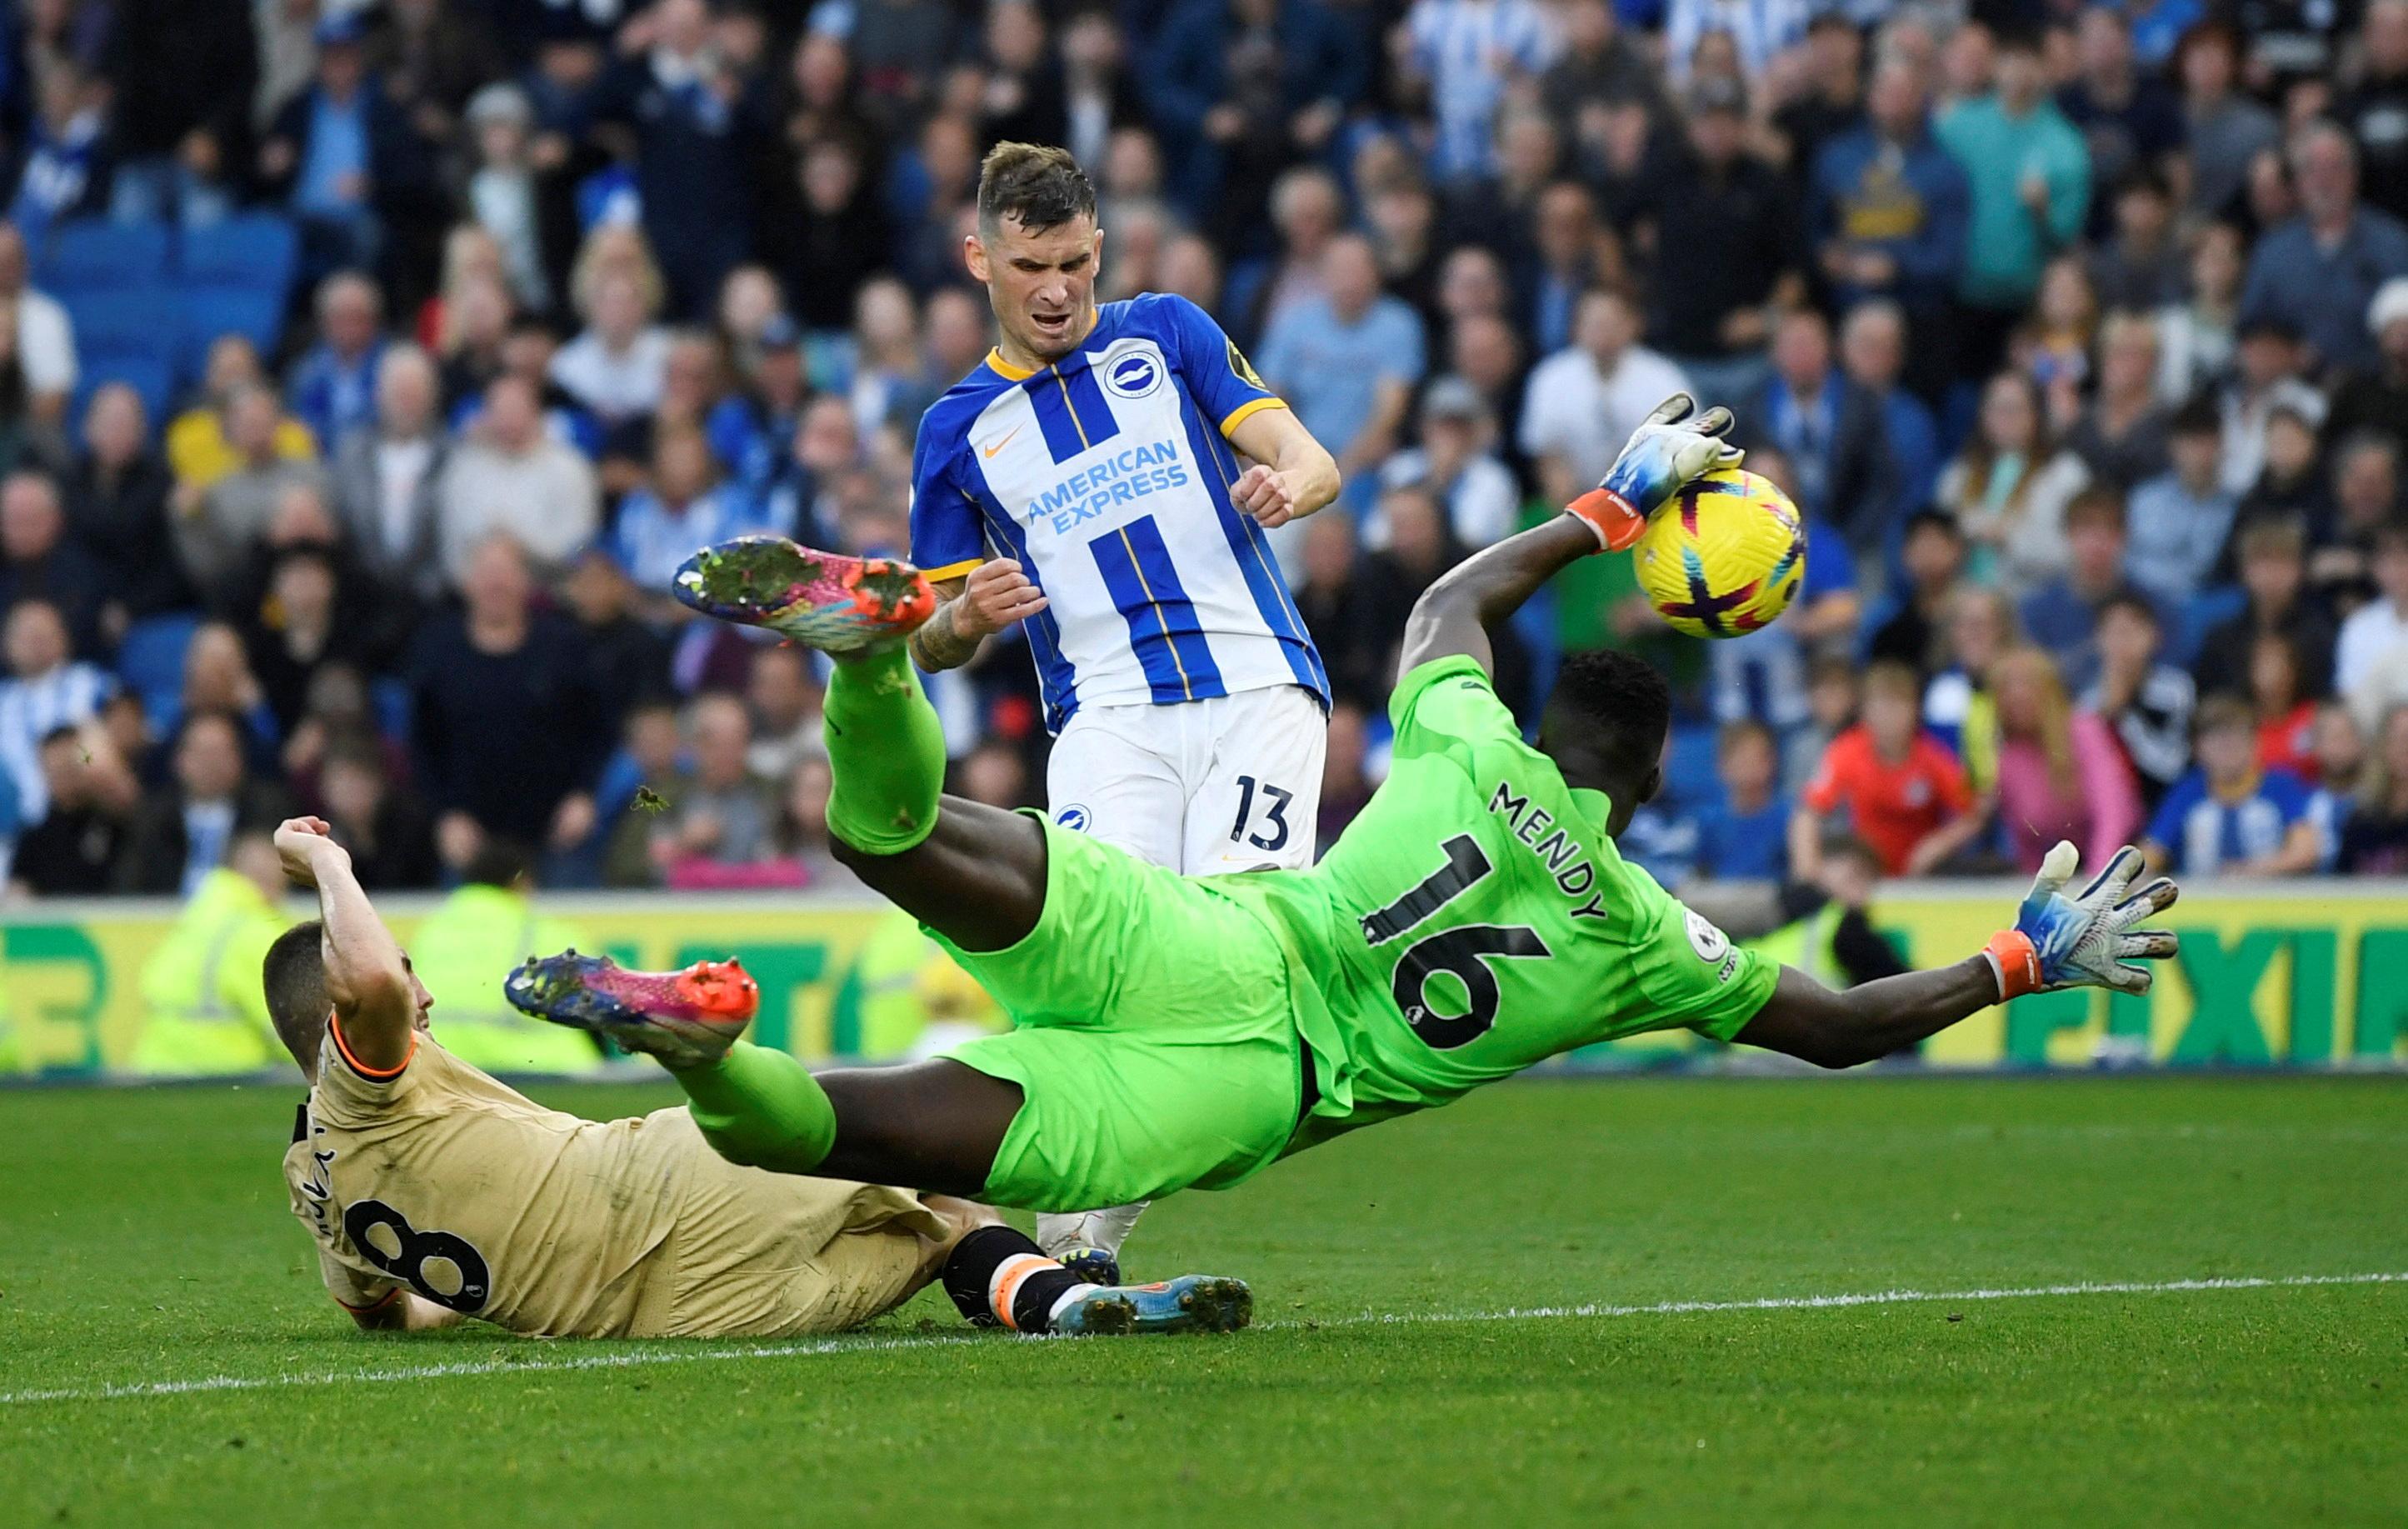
[{"xmin": 911, "ymin": 598, "xmax": 981, "ymax": 670}]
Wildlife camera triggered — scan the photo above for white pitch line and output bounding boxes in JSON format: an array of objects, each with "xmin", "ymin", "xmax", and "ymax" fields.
[{"xmin": 4, "ymin": 1270, "xmax": 2402, "ymax": 1408}]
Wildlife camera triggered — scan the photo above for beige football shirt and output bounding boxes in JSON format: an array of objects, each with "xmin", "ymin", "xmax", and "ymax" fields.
[{"xmin": 283, "ymin": 1021, "xmax": 951, "ymax": 1337}]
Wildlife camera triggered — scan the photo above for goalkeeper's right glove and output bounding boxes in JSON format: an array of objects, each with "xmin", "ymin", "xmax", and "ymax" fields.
[
  {"xmin": 1566, "ymin": 392, "xmax": 1746, "ymax": 552},
  {"xmin": 1982, "ymin": 842, "xmax": 2181, "ymax": 999}
]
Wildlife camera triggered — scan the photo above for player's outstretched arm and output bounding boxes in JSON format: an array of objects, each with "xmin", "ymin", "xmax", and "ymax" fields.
[
  {"xmin": 275, "ymin": 817, "xmax": 418, "ymax": 1072},
  {"xmin": 1396, "ymin": 393, "xmax": 1741, "ymax": 678},
  {"xmin": 1227, "ymin": 402, "xmax": 1341, "ymax": 529},
  {"xmin": 1733, "ymin": 843, "xmax": 2180, "ymax": 1068}
]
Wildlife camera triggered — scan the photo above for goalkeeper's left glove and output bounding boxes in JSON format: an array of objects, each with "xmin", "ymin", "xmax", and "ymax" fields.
[
  {"xmin": 1981, "ymin": 842, "xmax": 2181, "ymax": 999},
  {"xmin": 1566, "ymin": 392, "xmax": 1746, "ymax": 552}
]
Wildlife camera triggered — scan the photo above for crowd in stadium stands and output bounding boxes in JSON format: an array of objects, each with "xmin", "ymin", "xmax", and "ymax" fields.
[{"xmin": 0, "ymin": 0, "xmax": 2406, "ymax": 905}]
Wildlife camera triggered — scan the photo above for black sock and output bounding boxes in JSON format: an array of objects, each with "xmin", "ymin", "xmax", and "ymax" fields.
[{"xmin": 940, "ymin": 1225, "xmax": 1088, "ymax": 1333}]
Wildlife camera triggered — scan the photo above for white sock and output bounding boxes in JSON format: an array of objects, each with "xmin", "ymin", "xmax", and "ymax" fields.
[{"xmin": 1037, "ymin": 1202, "xmax": 1152, "ymax": 1262}]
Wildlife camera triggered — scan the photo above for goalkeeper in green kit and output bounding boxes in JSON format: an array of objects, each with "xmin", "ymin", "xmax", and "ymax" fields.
[{"xmin": 508, "ymin": 396, "xmax": 2182, "ymax": 1220}]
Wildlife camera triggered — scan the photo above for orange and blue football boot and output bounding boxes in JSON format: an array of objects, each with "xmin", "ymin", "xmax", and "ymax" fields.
[
  {"xmin": 1054, "ymin": 1274, "xmax": 1254, "ymax": 1336},
  {"xmin": 505, "ymin": 951, "xmax": 759, "ymax": 1069},
  {"xmin": 672, "ymin": 536, "xmax": 937, "ymax": 653}
]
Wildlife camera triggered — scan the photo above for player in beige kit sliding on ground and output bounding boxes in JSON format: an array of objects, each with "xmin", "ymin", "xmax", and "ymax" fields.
[{"xmin": 266, "ymin": 816, "xmax": 1251, "ymax": 1339}]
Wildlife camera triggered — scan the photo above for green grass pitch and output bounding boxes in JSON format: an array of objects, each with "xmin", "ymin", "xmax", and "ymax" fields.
[{"xmin": 3, "ymin": 1074, "xmax": 2404, "ymax": 1526}]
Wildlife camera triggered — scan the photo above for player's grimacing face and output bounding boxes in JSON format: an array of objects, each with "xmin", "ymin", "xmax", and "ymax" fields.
[{"xmin": 969, "ymin": 214, "xmax": 1102, "ymax": 362}]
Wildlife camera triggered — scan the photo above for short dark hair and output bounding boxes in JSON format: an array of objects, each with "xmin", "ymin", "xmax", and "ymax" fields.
[
  {"xmin": 2065, "ymin": 487, "xmax": 2128, "ymax": 533},
  {"xmin": 462, "ymin": 837, "xmax": 534, "ymax": 891},
  {"xmin": 263, "ymin": 919, "xmax": 331, "ymax": 1072},
  {"xmin": 1546, "ymin": 648, "xmax": 1671, "ymax": 782},
  {"xmin": 1902, "ymin": 507, "xmax": 1962, "ymax": 542},
  {"xmin": 977, "ymin": 142, "xmax": 1096, "ymax": 236},
  {"xmin": 2169, "ymin": 395, "xmax": 2221, "ymax": 437}
]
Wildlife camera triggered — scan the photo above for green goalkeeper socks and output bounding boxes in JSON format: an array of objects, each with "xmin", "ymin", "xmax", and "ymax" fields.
[
  {"xmin": 675, "ymin": 1042, "xmax": 838, "ymax": 1175},
  {"xmin": 822, "ymin": 642, "xmax": 947, "ymax": 856}
]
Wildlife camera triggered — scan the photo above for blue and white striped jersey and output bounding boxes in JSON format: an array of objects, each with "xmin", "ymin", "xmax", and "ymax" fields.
[{"xmin": 909, "ymin": 292, "xmax": 1330, "ymax": 733}]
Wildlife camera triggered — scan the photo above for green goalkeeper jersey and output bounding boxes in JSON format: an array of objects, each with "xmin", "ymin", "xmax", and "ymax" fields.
[{"xmin": 1203, "ymin": 655, "xmax": 1778, "ymax": 1146}]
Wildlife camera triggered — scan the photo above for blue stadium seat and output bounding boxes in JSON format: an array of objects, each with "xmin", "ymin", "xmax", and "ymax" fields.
[
  {"xmin": 72, "ymin": 353, "xmax": 178, "ymax": 432},
  {"xmin": 180, "ymin": 287, "xmax": 288, "ymax": 360},
  {"xmin": 117, "ymin": 612, "xmax": 202, "ymax": 724},
  {"xmin": 372, "ymin": 677, "xmax": 413, "ymax": 748},
  {"xmin": 38, "ymin": 219, "xmax": 172, "ymax": 294},
  {"xmin": 177, "ymin": 214, "xmax": 298, "ymax": 291},
  {"xmin": 1663, "ymin": 722, "xmax": 1726, "ymax": 811}
]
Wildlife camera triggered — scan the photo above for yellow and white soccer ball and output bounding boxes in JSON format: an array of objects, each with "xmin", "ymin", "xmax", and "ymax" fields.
[{"xmin": 1632, "ymin": 467, "xmax": 1806, "ymax": 639}]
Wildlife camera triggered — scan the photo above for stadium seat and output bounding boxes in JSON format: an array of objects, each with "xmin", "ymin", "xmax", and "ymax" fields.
[
  {"xmin": 117, "ymin": 612, "xmax": 202, "ymax": 724},
  {"xmin": 37, "ymin": 218, "xmax": 172, "ymax": 294},
  {"xmin": 177, "ymin": 214, "xmax": 298, "ymax": 291},
  {"xmin": 180, "ymin": 287, "xmax": 289, "ymax": 361},
  {"xmin": 1663, "ymin": 722, "xmax": 1726, "ymax": 811},
  {"xmin": 62, "ymin": 289, "xmax": 185, "ymax": 421},
  {"xmin": 72, "ymin": 353, "xmax": 178, "ymax": 431}
]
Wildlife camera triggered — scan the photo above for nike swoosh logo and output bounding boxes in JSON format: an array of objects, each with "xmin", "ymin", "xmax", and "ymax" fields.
[{"xmin": 982, "ymin": 427, "xmax": 1023, "ymax": 458}]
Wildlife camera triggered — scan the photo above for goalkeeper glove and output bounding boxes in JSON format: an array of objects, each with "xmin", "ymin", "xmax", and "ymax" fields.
[
  {"xmin": 1982, "ymin": 842, "xmax": 2180, "ymax": 999},
  {"xmin": 1566, "ymin": 392, "xmax": 1746, "ymax": 552}
]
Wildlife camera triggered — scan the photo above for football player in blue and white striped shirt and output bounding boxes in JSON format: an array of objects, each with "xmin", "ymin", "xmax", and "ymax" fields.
[{"xmin": 904, "ymin": 142, "xmax": 1341, "ymax": 1275}]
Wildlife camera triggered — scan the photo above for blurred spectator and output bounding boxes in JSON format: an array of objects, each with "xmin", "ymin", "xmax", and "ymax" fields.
[
  {"xmin": 2325, "ymin": 278, "xmax": 2408, "ymax": 457},
  {"xmin": 2141, "ymin": 692, "xmax": 2321, "ymax": 874},
  {"xmin": 2340, "ymin": 0, "xmax": 2408, "ymax": 226},
  {"xmin": 259, "ymin": 15, "xmax": 431, "ymax": 282},
  {"xmin": 2240, "ymin": 122, "xmax": 2408, "ymax": 375},
  {"xmin": 2253, "ymin": 631, "xmax": 2322, "ymax": 779},
  {"xmin": 2306, "ymin": 700, "xmax": 2366, "ymax": 864},
  {"xmin": 1637, "ymin": 78, "xmax": 1801, "ymax": 403},
  {"xmin": 763, "ymin": 137, "xmax": 892, "ymax": 332},
  {"xmin": 1925, "ymin": 584, "xmax": 2015, "ymax": 757},
  {"xmin": 1990, "ymin": 644, "xmax": 2141, "ymax": 872},
  {"xmin": 243, "ymin": 545, "xmax": 373, "ymax": 738},
  {"xmin": 2125, "ymin": 397, "xmax": 2237, "ymax": 607},
  {"xmin": 2313, "ymin": 432, "xmax": 2404, "ymax": 595},
  {"xmin": 2340, "ymin": 702, "xmax": 2408, "ymax": 871},
  {"xmin": 2016, "ymin": 256, "xmax": 2100, "ymax": 415},
  {"xmin": 167, "ymin": 337, "xmax": 317, "ymax": 497},
  {"xmin": 551, "ymin": 266, "xmax": 670, "ymax": 425},
  {"xmin": 610, "ymin": 424, "xmax": 767, "ymax": 598},
  {"xmin": 587, "ymin": 0, "xmax": 765, "ymax": 318},
  {"xmin": 562, "ymin": 546, "xmax": 672, "ymax": 738},
  {"xmin": 1664, "ymin": 0, "xmax": 1807, "ymax": 87},
  {"xmin": 1292, "ymin": 511, "xmax": 1388, "ymax": 712},
  {"xmin": 1751, "ymin": 834, "xmax": 1910, "ymax": 991},
  {"xmin": 1519, "ymin": 181, "xmax": 1616, "ymax": 358},
  {"xmin": 407, "ymin": 535, "xmax": 606, "ymax": 876},
  {"xmin": 1786, "ymin": 652, "xmax": 1859, "ymax": 798},
  {"xmin": 2021, "ymin": 487, "xmax": 2151, "ymax": 690},
  {"xmin": 1737, "ymin": 308, "xmax": 1893, "ymax": 555},
  {"xmin": 1539, "ymin": 1, "xmax": 1655, "ymax": 131},
  {"xmin": 772, "ymin": 755, "xmax": 852, "ymax": 890},
  {"xmin": 1518, "ymin": 286, "xmax": 1686, "ymax": 510},
  {"xmin": 0, "ymin": 470, "xmax": 103, "ymax": 659},
  {"xmin": 10, "ymin": 725, "xmax": 133, "ymax": 897},
  {"xmin": 1317, "ymin": 700, "xmax": 1372, "ymax": 847},
  {"xmin": 1373, "ymin": 378, "xmax": 1516, "ymax": 550},
  {"xmin": 2065, "ymin": 312, "xmax": 2172, "ymax": 491},
  {"xmin": 2196, "ymin": 515, "xmax": 2337, "ymax": 701},
  {"xmin": 1694, "ymin": 719, "xmax": 1789, "ymax": 881},
  {"xmin": 954, "ymin": 740, "xmax": 1030, "ymax": 809},
  {"xmin": 0, "ymin": 222, "xmax": 74, "ymax": 429},
  {"xmin": 65, "ymin": 385, "xmax": 191, "ymax": 632},
  {"xmin": 1836, "ymin": 301, "xmax": 1941, "ymax": 527},
  {"xmin": 2236, "ymin": 397, "xmax": 2330, "ymax": 536},
  {"xmin": 1256, "ymin": 233, "xmax": 1426, "ymax": 499},
  {"xmin": 2340, "ymin": 520, "xmax": 2408, "ymax": 725},
  {"xmin": 332, "ymin": 344, "xmax": 447, "ymax": 602},
  {"xmin": 2177, "ymin": 26, "xmax": 2278, "ymax": 223},
  {"xmin": 126, "ymin": 831, "xmax": 287, "ymax": 1079},
  {"xmin": 1772, "ymin": 13, "xmax": 1866, "ymax": 185},
  {"xmin": 2154, "ymin": 219, "xmax": 2245, "ymax": 403},
  {"xmin": 103, "ymin": 0, "xmax": 253, "ymax": 227},
  {"xmin": 7, "ymin": 66, "xmax": 108, "ymax": 249},
  {"xmin": 1937, "ymin": 371, "xmax": 2091, "ymax": 591},
  {"xmin": 462, "ymin": 82, "xmax": 560, "ymax": 314},
  {"xmin": 1148, "ymin": 0, "xmax": 1361, "ymax": 244},
  {"xmin": 179, "ymin": 619, "xmax": 282, "ymax": 763},
  {"xmin": 0, "ymin": 598, "xmax": 107, "ymax": 823},
  {"xmin": 1936, "ymin": 30, "xmax": 2091, "ymax": 380},
  {"xmin": 745, "ymin": 642, "xmax": 823, "ymax": 783},
  {"xmin": 287, "ymin": 272, "xmax": 390, "ymax": 454},
  {"xmin": 2056, "ymin": 8, "xmax": 2184, "ymax": 235},
  {"xmin": 115, "ymin": 710, "xmax": 297, "ymax": 896},
  {"xmin": 1865, "ymin": 509, "xmax": 1968, "ymax": 672},
  {"xmin": 1404, "ymin": 0, "xmax": 1556, "ymax": 182},
  {"xmin": 2087, "ymin": 173, "xmax": 2183, "ymax": 312},
  {"xmin": 436, "ymin": 374, "xmax": 601, "ymax": 587},
  {"xmin": 1808, "ymin": 57, "xmax": 1970, "ymax": 349},
  {"xmin": 2086, "ymin": 591, "xmax": 2197, "ymax": 807},
  {"xmin": 1792, "ymin": 659, "xmax": 1983, "ymax": 879},
  {"xmin": 179, "ymin": 386, "xmax": 328, "ymax": 607},
  {"xmin": 638, "ymin": 692, "xmax": 779, "ymax": 888},
  {"xmin": 318, "ymin": 737, "xmax": 439, "ymax": 892}
]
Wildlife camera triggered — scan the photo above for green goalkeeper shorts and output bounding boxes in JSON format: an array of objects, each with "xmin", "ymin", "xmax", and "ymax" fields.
[{"xmin": 930, "ymin": 817, "xmax": 1307, "ymax": 1212}]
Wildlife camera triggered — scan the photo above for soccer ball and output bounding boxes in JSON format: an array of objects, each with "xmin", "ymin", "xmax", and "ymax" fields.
[{"xmin": 1632, "ymin": 467, "xmax": 1806, "ymax": 639}]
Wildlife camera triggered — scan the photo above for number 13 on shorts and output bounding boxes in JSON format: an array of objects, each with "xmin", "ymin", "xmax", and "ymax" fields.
[{"xmin": 1044, "ymin": 686, "xmax": 1327, "ymax": 875}]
